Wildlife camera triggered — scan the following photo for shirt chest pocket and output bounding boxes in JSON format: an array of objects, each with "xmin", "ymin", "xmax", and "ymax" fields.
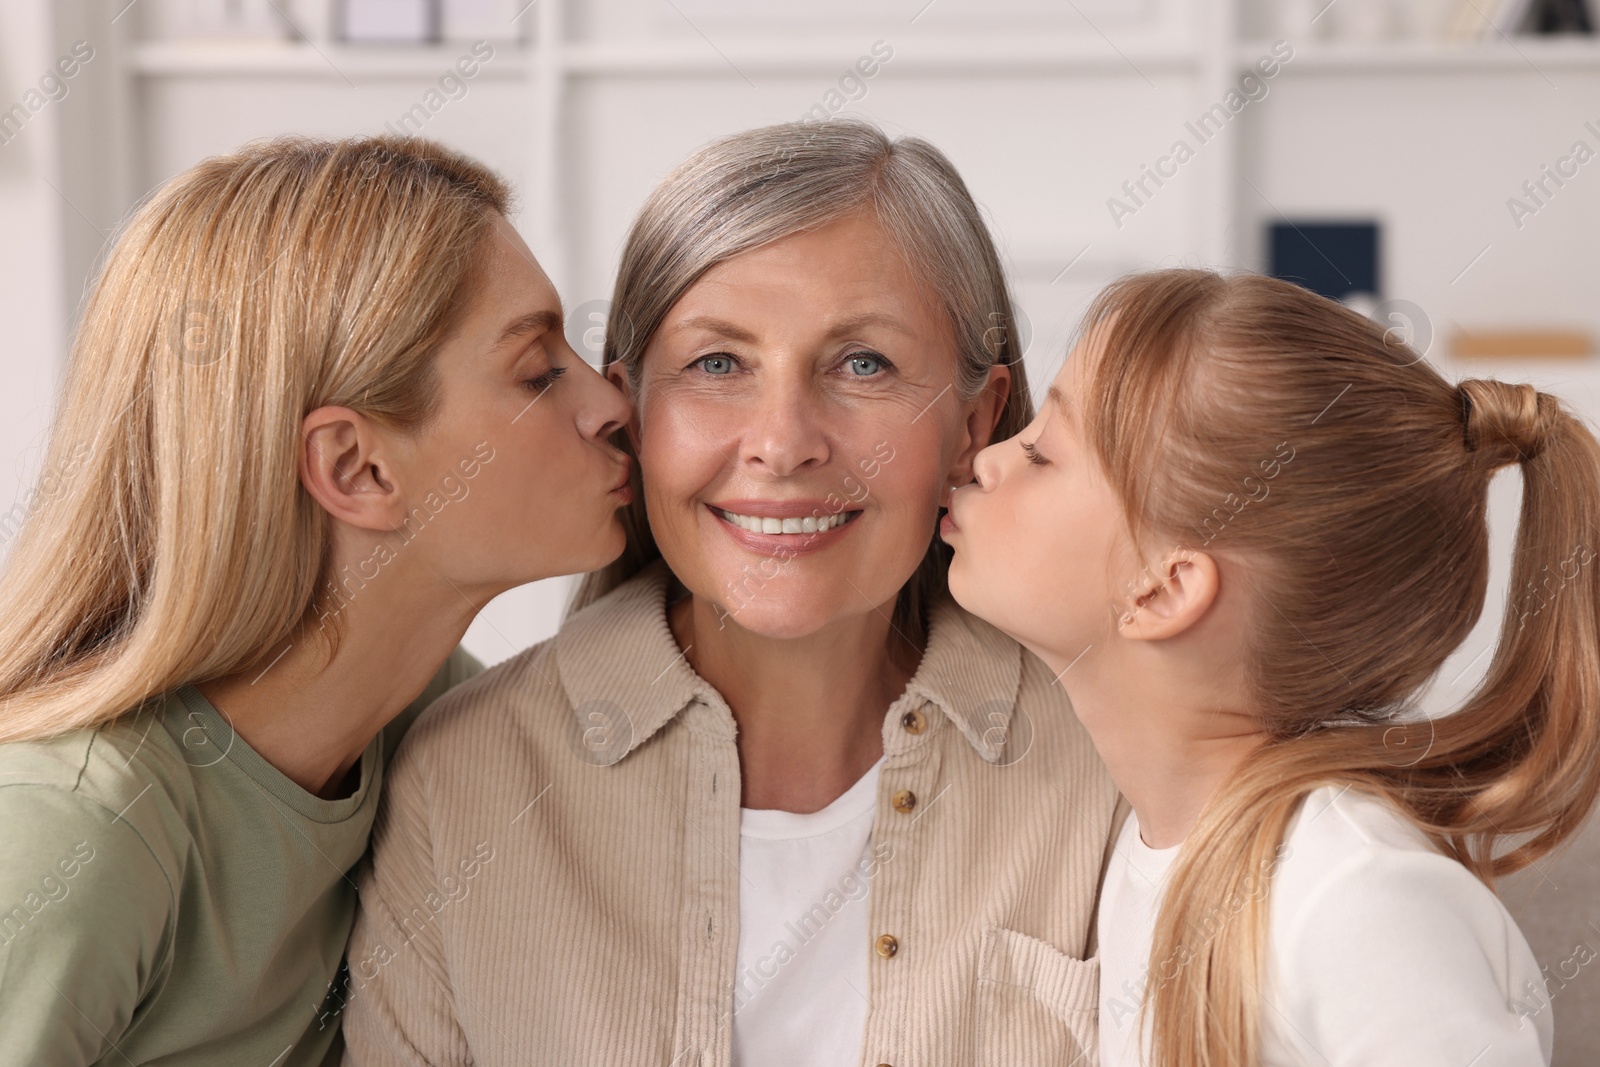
[{"xmin": 974, "ymin": 926, "xmax": 1100, "ymax": 1067}]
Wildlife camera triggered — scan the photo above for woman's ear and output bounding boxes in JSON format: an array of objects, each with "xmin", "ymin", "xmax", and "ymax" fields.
[
  {"xmin": 1116, "ymin": 547, "xmax": 1220, "ymax": 641},
  {"xmin": 300, "ymin": 406, "xmax": 405, "ymax": 532},
  {"xmin": 604, "ymin": 362, "xmax": 642, "ymax": 452},
  {"xmin": 947, "ymin": 363, "xmax": 1012, "ymax": 483}
]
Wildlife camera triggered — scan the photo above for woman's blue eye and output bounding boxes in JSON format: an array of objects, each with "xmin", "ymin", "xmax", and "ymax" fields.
[
  {"xmin": 845, "ymin": 353, "xmax": 885, "ymax": 376},
  {"xmin": 695, "ymin": 354, "xmax": 736, "ymax": 375}
]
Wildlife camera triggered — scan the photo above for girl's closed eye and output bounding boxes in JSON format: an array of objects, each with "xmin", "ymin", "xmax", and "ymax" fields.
[{"xmin": 1021, "ymin": 438, "xmax": 1048, "ymax": 467}]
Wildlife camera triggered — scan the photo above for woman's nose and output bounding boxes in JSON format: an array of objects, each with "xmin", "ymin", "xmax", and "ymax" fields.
[{"xmin": 743, "ymin": 384, "xmax": 827, "ymax": 476}]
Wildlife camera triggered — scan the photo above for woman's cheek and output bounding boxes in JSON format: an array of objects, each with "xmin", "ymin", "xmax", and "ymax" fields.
[
  {"xmin": 853, "ymin": 454, "xmax": 930, "ymax": 521},
  {"xmin": 640, "ymin": 402, "xmax": 728, "ymax": 478}
]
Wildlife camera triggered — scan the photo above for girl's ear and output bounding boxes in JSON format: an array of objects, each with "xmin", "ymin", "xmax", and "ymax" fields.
[
  {"xmin": 300, "ymin": 406, "xmax": 407, "ymax": 532},
  {"xmin": 1116, "ymin": 547, "xmax": 1220, "ymax": 641}
]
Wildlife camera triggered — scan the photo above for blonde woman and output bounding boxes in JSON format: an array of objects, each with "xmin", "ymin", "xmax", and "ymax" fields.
[
  {"xmin": 0, "ymin": 136, "xmax": 633, "ymax": 1065},
  {"xmin": 343, "ymin": 120, "xmax": 1119, "ymax": 1066},
  {"xmin": 942, "ymin": 268, "xmax": 1600, "ymax": 1065}
]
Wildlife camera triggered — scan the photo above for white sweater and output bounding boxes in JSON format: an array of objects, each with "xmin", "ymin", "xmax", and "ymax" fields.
[{"xmin": 1098, "ymin": 784, "xmax": 1553, "ymax": 1066}]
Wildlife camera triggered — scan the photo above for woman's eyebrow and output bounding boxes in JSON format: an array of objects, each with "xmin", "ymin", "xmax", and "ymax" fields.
[
  {"xmin": 494, "ymin": 309, "xmax": 562, "ymax": 351},
  {"xmin": 670, "ymin": 312, "xmax": 915, "ymax": 345},
  {"xmin": 672, "ymin": 316, "xmax": 760, "ymax": 344},
  {"xmin": 822, "ymin": 312, "xmax": 915, "ymax": 338}
]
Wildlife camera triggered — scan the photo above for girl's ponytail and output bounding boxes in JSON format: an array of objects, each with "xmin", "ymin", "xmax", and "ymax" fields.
[{"xmin": 1427, "ymin": 378, "xmax": 1600, "ymax": 875}]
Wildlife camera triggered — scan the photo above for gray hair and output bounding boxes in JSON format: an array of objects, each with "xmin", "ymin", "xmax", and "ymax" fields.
[{"xmin": 568, "ymin": 118, "xmax": 1033, "ymax": 646}]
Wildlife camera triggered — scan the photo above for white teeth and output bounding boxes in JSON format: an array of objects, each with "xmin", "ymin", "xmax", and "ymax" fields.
[{"xmin": 716, "ymin": 508, "xmax": 858, "ymax": 534}]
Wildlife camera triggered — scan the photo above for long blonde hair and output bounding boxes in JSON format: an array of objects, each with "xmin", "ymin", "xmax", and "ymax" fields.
[
  {"xmin": 0, "ymin": 135, "xmax": 510, "ymax": 744},
  {"xmin": 567, "ymin": 119, "xmax": 1032, "ymax": 648},
  {"xmin": 1077, "ymin": 268, "xmax": 1600, "ymax": 1066}
]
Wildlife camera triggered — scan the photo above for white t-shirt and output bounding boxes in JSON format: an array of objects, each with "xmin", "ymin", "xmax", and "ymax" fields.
[
  {"xmin": 730, "ymin": 756, "xmax": 885, "ymax": 1067},
  {"xmin": 1098, "ymin": 784, "xmax": 1553, "ymax": 1067}
]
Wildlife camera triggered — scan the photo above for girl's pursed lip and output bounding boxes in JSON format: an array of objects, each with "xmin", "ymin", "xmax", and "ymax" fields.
[{"xmin": 940, "ymin": 487, "xmax": 962, "ymax": 535}]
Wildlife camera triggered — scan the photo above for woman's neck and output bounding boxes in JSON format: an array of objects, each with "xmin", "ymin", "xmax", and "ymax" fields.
[
  {"xmin": 669, "ymin": 588, "xmax": 922, "ymax": 814},
  {"xmin": 196, "ymin": 558, "xmax": 480, "ymax": 801}
]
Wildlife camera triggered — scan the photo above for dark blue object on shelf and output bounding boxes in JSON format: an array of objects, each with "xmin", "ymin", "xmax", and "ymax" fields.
[{"xmin": 1267, "ymin": 221, "xmax": 1380, "ymax": 303}]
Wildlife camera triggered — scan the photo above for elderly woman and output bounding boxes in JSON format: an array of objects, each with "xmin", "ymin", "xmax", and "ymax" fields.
[{"xmin": 342, "ymin": 120, "xmax": 1118, "ymax": 1066}]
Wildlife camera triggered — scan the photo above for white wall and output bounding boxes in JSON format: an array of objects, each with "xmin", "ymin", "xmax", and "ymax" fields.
[
  {"xmin": 0, "ymin": 2, "xmax": 68, "ymax": 571},
  {"xmin": 7, "ymin": 0, "xmax": 1600, "ymax": 689}
]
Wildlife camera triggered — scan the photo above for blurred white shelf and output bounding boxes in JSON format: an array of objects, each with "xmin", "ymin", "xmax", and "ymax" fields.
[
  {"xmin": 129, "ymin": 37, "xmax": 1201, "ymax": 79},
  {"xmin": 131, "ymin": 35, "xmax": 1600, "ymax": 81},
  {"xmin": 1238, "ymin": 38, "xmax": 1600, "ymax": 73},
  {"xmin": 129, "ymin": 40, "xmax": 533, "ymax": 78},
  {"xmin": 563, "ymin": 38, "xmax": 1201, "ymax": 75}
]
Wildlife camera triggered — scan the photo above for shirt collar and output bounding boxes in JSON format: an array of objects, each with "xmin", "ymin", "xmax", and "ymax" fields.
[{"xmin": 554, "ymin": 557, "xmax": 1025, "ymax": 766}]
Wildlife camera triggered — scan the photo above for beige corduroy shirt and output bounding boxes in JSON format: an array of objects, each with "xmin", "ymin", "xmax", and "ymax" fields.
[{"xmin": 340, "ymin": 558, "xmax": 1119, "ymax": 1067}]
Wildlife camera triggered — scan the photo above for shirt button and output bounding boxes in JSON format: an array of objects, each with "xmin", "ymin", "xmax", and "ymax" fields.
[
  {"xmin": 875, "ymin": 933, "xmax": 899, "ymax": 958},
  {"xmin": 900, "ymin": 709, "xmax": 927, "ymax": 735},
  {"xmin": 891, "ymin": 789, "xmax": 916, "ymax": 814}
]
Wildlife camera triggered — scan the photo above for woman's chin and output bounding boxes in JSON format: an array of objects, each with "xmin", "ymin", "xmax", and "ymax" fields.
[
  {"xmin": 703, "ymin": 596, "xmax": 843, "ymax": 641},
  {"xmin": 584, "ymin": 522, "xmax": 630, "ymax": 572},
  {"xmin": 688, "ymin": 572, "xmax": 892, "ymax": 640},
  {"xmin": 521, "ymin": 520, "xmax": 630, "ymax": 583}
]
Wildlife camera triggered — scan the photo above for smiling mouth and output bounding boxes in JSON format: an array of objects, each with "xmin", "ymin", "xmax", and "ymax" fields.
[{"xmin": 710, "ymin": 506, "xmax": 862, "ymax": 535}]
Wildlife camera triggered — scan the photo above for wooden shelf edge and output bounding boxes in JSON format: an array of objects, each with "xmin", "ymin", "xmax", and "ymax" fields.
[{"xmin": 1449, "ymin": 329, "xmax": 1597, "ymax": 360}]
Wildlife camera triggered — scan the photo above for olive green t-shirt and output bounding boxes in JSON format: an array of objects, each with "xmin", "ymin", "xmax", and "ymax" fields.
[{"xmin": 0, "ymin": 647, "xmax": 484, "ymax": 1066}]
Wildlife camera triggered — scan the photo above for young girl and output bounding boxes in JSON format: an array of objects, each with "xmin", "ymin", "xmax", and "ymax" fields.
[
  {"xmin": 941, "ymin": 267, "xmax": 1600, "ymax": 1066},
  {"xmin": 0, "ymin": 135, "xmax": 632, "ymax": 1064}
]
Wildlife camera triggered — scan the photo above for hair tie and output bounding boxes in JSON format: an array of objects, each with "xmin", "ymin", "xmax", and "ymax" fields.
[{"xmin": 1456, "ymin": 378, "xmax": 1549, "ymax": 464}]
